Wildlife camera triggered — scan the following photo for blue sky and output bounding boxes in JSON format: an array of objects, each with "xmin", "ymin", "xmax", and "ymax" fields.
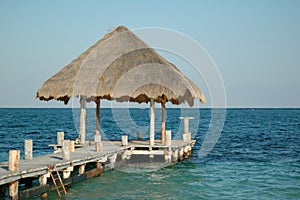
[{"xmin": 0, "ymin": 0, "xmax": 299, "ymax": 107}]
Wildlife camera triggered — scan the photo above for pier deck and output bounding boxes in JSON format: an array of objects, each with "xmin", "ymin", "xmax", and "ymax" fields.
[{"xmin": 0, "ymin": 139, "xmax": 195, "ymax": 191}]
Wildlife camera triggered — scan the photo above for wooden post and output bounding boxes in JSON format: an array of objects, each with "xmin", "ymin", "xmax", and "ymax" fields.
[
  {"xmin": 24, "ymin": 140, "xmax": 33, "ymax": 160},
  {"xmin": 179, "ymin": 147, "xmax": 184, "ymax": 160},
  {"xmin": 62, "ymin": 140, "xmax": 70, "ymax": 160},
  {"xmin": 95, "ymin": 99, "xmax": 101, "ymax": 136},
  {"xmin": 172, "ymin": 149, "xmax": 179, "ymax": 162},
  {"xmin": 39, "ymin": 174, "xmax": 48, "ymax": 198},
  {"xmin": 121, "ymin": 135, "xmax": 128, "ymax": 146},
  {"xmin": 149, "ymin": 99, "xmax": 155, "ymax": 147},
  {"xmin": 78, "ymin": 165, "xmax": 85, "ymax": 174},
  {"xmin": 63, "ymin": 166, "xmax": 73, "ymax": 179},
  {"xmin": 184, "ymin": 146, "xmax": 189, "ymax": 158},
  {"xmin": 96, "ymin": 161, "xmax": 102, "ymax": 169},
  {"xmin": 179, "ymin": 117, "xmax": 194, "ymax": 142},
  {"xmin": 57, "ymin": 132, "xmax": 64, "ymax": 146},
  {"xmin": 9, "ymin": 150, "xmax": 20, "ymax": 200},
  {"xmin": 109, "ymin": 154, "xmax": 117, "ymax": 168},
  {"xmin": 182, "ymin": 133, "xmax": 189, "ymax": 142},
  {"xmin": 95, "ymin": 142, "xmax": 102, "ymax": 152},
  {"xmin": 184, "ymin": 117, "xmax": 189, "ymax": 133},
  {"xmin": 70, "ymin": 140, "xmax": 75, "ymax": 152},
  {"xmin": 80, "ymin": 96, "xmax": 86, "ymax": 145},
  {"xmin": 165, "ymin": 130, "xmax": 172, "ymax": 146},
  {"xmin": 95, "ymin": 99, "xmax": 102, "ymax": 152},
  {"xmin": 161, "ymin": 101, "xmax": 166, "ymax": 144},
  {"xmin": 164, "ymin": 149, "xmax": 172, "ymax": 163}
]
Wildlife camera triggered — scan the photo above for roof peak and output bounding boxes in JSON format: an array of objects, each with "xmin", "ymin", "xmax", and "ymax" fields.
[{"xmin": 102, "ymin": 25, "xmax": 131, "ymax": 40}]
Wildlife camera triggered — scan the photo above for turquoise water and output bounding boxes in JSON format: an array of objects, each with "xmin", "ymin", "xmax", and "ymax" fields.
[{"xmin": 0, "ymin": 108, "xmax": 299, "ymax": 199}]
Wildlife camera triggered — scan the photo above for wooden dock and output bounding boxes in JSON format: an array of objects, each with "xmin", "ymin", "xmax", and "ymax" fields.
[{"xmin": 0, "ymin": 137, "xmax": 195, "ymax": 199}]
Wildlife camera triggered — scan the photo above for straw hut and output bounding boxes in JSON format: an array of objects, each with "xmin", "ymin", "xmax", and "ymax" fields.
[{"xmin": 36, "ymin": 26, "xmax": 205, "ymax": 147}]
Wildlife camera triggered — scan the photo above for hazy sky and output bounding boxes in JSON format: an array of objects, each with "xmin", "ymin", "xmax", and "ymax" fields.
[{"xmin": 0, "ymin": 0, "xmax": 299, "ymax": 108}]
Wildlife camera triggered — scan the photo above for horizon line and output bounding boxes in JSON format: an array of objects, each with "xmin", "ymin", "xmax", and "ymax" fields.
[{"xmin": 0, "ymin": 106, "xmax": 299, "ymax": 109}]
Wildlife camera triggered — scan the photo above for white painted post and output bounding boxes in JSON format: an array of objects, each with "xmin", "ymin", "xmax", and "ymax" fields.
[
  {"xmin": 109, "ymin": 153, "xmax": 117, "ymax": 168},
  {"xmin": 164, "ymin": 149, "xmax": 172, "ymax": 163},
  {"xmin": 70, "ymin": 140, "xmax": 75, "ymax": 152},
  {"xmin": 62, "ymin": 140, "xmax": 70, "ymax": 160},
  {"xmin": 9, "ymin": 150, "xmax": 20, "ymax": 200},
  {"xmin": 182, "ymin": 134, "xmax": 187, "ymax": 142},
  {"xmin": 179, "ymin": 117, "xmax": 194, "ymax": 142},
  {"xmin": 95, "ymin": 134, "xmax": 102, "ymax": 152},
  {"xmin": 187, "ymin": 132, "xmax": 191, "ymax": 141},
  {"xmin": 172, "ymin": 149, "xmax": 179, "ymax": 162},
  {"xmin": 57, "ymin": 132, "xmax": 64, "ymax": 146},
  {"xmin": 39, "ymin": 174, "xmax": 49, "ymax": 198},
  {"xmin": 184, "ymin": 117, "xmax": 189, "ymax": 133},
  {"xmin": 24, "ymin": 139, "xmax": 33, "ymax": 160},
  {"xmin": 78, "ymin": 165, "xmax": 85, "ymax": 174},
  {"xmin": 184, "ymin": 146, "xmax": 189, "ymax": 158},
  {"xmin": 150, "ymin": 99, "xmax": 155, "ymax": 147},
  {"xmin": 179, "ymin": 147, "xmax": 184, "ymax": 160},
  {"xmin": 165, "ymin": 130, "xmax": 172, "ymax": 146},
  {"xmin": 63, "ymin": 166, "xmax": 73, "ymax": 179},
  {"xmin": 121, "ymin": 135, "xmax": 128, "ymax": 146},
  {"xmin": 79, "ymin": 96, "xmax": 86, "ymax": 145},
  {"xmin": 187, "ymin": 145, "xmax": 192, "ymax": 156}
]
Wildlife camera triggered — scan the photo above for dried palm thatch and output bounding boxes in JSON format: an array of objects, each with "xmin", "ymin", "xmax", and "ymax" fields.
[{"xmin": 36, "ymin": 26, "xmax": 205, "ymax": 106}]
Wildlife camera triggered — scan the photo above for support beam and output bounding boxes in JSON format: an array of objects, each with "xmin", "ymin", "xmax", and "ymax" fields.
[
  {"xmin": 79, "ymin": 96, "xmax": 86, "ymax": 145},
  {"xmin": 78, "ymin": 165, "xmax": 85, "ymax": 174},
  {"xmin": 149, "ymin": 99, "xmax": 155, "ymax": 147},
  {"xmin": 63, "ymin": 166, "xmax": 73, "ymax": 179},
  {"xmin": 109, "ymin": 154, "xmax": 117, "ymax": 168},
  {"xmin": 95, "ymin": 99, "xmax": 101, "ymax": 136},
  {"xmin": 39, "ymin": 174, "xmax": 48, "ymax": 198},
  {"xmin": 95, "ymin": 99, "xmax": 102, "ymax": 152},
  {"xmin": 161, "ymin": 101, "xmax": 166, "ymax": 144}
]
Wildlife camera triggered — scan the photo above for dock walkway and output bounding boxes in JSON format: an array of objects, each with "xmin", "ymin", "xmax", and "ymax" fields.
[{"xmin": 0, "ymin": 139, "xmax": 195, "ymax": 199}]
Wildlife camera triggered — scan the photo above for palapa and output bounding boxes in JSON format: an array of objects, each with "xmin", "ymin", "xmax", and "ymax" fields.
[
  {"xmin": 36, "ymin": 26, "xmax": 205, "ymax": 105},
  {"xmin": 36, "ymin": 25, "xmax": 206, "ymax": 146}
]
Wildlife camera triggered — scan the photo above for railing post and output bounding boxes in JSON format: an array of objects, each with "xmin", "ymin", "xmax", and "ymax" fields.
[
  {"xmin": 24, "ymin": 139, "xmax": 33, "ymax": 160},
  {"xmin": 165, "ymin": 130, "xmax": 172, "ymax": 146},
  {"xmin": 179, "ymin": 117, "xmax": 194, "ymax": 142},
  {"xmin": 62, "ymin": 140, "xmax": 70, "ymax": 160},
  {"xmin": 9, "ymin": 150, "xmax": 20, "ymax": 200},
  {"xmin": 121, "ymin": 135, "xmax": 128, "ymax": 146},
  {"xmin": 57, "ymin": 132, "xmax": 64, "ymax": 146},
  {"xmin": 70, "ymin": 140, "xmax": 75, "ymax": 152},
  {"xmin": 79, "ymin": 96, "xmax": 86, "ymax": 145}
]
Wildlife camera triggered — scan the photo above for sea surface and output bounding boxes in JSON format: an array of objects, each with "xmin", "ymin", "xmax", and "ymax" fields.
[{"xmin": 0, "ymin": 108, "xmax": 299, "ymax": 199}]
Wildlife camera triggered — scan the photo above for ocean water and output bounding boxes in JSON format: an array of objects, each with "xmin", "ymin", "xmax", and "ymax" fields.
[{"xmin": 0, "ymin": 108, "xmax": 299, "ymax": 199}]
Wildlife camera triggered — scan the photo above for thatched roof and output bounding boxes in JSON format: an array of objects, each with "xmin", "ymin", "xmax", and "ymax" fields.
[{"xmin": 36, "ymin": 26, "xmax": 206, "ymax": 106}]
